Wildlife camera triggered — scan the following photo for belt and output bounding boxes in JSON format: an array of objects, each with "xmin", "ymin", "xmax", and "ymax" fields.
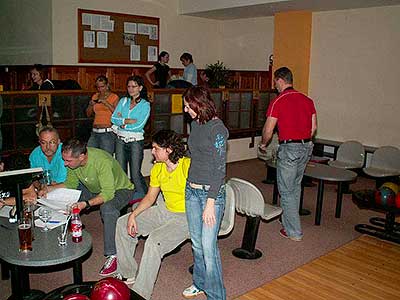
[
  {"xmin": 92, "ymin": 128, "xmax": 113, "ymax": 133},
  {"xmin": 189, "ymin": 182, "xmax": 210, "ymax": 191},
  {"xmin": 279, "ymin": 139, "xmax": 311, "ymax": 144},
  {"xmin": 117, "ymin": 135, "xmax": 144, "ymax": 143}
]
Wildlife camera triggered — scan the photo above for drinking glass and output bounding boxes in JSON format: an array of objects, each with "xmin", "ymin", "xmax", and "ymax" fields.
[
  {"xmin": 23, "ymin": 203, "xmax": 36, "ymax": 240},
  {"xmin": 18, "ymin": 218, "xmax": 32, "ymax": 252},
  {"xmin": 43, "ymin": 170, "xmax": 52, "ymax": 185},
  {"xmin": 38, "ymin": 207, "xmax": 53, "ymax": 232},
  {"xmin": 58, "ymin": 225, "xmax": 67, "ymax": 246}
]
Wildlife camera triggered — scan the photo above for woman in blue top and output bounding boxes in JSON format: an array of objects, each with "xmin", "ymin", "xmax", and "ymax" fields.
[
  {"xmin": 182, "ymin": 86, "xmax": 229, "ymax": 300},
  {"xmin": 111, "ymin": 76, "xmax": 150, "ymax": 199}
]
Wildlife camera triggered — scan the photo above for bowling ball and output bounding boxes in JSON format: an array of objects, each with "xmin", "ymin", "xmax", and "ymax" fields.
[
  {"xmin": 380, "ymin": 182, "xmax": 399, "ymax": 194},
  {"xmin": 374, "ymin": 189, "xmax": 382, "ymax": 206},
  {"xmin": 91, "ymin": 277, "xmax": 130, "ymax": 300},
  {"xmin": 63, "ymin": 294, "xmax": 90, "ymax": 300},
  {"xmin": 379, "ymin": 186, "xmax": 396, "ymax": 207},
  {"xmin": 396, "ymin": 193, "xmax": 400, "ymax": 209}
]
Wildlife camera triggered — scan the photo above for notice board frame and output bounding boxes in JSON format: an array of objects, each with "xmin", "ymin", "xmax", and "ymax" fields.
[{"xmin": 78, "ymin": 8, "xmax": 160, "ymax": 64}]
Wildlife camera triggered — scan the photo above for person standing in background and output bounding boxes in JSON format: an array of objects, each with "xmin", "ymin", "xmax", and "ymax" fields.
[
  {"xmin": 180, "ymin": 52, "xmax": 198, "ymax": 86},
  {"xmin": 86, "ymin": 75, "xmax": 119, "ymax": 155},
  {"xmin": 259, "ymin": 66, "xmax": 317, "ymax": 242},
  {"xmin": 111, "ymin": 76, "xmax": 150, "ymax": 200},
  {"xmin": 145, "ymin": 51, "xmax": 171, "ymax": 88},
  {"xmin": 29, "ymin": 64, "xmax": 54, "ymax": 90},
  {"xmin": 182, "ymin": 86, "xmax": 228, "ymax": 300}
]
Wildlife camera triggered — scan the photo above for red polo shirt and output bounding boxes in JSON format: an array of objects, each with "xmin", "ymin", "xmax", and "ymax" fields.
[{"xmin": 266, "ymin": 88, "xmax": 316, "ymax": 141}]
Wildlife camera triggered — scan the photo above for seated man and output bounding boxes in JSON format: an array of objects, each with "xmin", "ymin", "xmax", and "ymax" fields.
[
  {"xmin": 114, "ymin": 130, "xmax": 190, "ymax": 300},
  {"xmin": 30, "ymin": 126, "xmax": 67, "ymax": 184},
  {"xmin": 0, "ymin": 126, "xmax": 66, "ymax": 207},
  {"xmin": 41, "ymin": 138, "xmax": 137, "ymax": 276}
]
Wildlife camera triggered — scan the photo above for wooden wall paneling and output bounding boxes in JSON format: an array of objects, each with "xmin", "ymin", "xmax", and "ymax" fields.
[
  {"xmin": 51, "ymin": 66, "xmax": 80, "ymax": 81},
  {"xmin": 109, "ymin": 67, "xmax": 134, "ymax": 91},
  {"xmin": 82, "ymin": 67, "xmax": 108, "ymax": 90},
  {"xmin": 239, "ymin": 72, "xmax": 256, "ymax": 89},
  {"xmin": 259, "ymin": 72, "xmax": 270, "ymax": 90}
]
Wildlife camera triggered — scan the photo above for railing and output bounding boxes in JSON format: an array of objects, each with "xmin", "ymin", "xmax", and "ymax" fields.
[{"xmin": 0, "ymin": 88, "xmax": 277, "ymax": 160}]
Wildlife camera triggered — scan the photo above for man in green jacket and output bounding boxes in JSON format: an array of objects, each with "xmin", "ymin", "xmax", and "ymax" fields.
[{"xmin": 43, "ymin": 138, "xmax": 137, "ymax": 276}]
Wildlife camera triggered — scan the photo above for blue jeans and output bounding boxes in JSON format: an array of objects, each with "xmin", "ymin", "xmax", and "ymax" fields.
[
  {"xmin": 277, "ymin": 142, "xmax": 313, "ymax": 239},
  {"xmin": 185, "ymin": 183, "xmax": 226, "ymax": 300},
  {"xmin": 87, "ymin": 131, "xmax": 116, "ymax": 155},
  {"xmin": 115, "ymin": 138, "xmax": 147, "ymax": 198},
  {"xmin": 78, "ymin": 183, "xmax": 138, "ymax": 256}
]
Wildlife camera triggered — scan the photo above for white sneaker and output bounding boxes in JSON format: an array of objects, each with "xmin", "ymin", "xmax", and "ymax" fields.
[
  {"xmin": 182, "ymin": 284, "xmax": 205, "ymax": 299},
  {"xmin": 113, "ymin": 272, "xmax": 136, "ymax": 285}
]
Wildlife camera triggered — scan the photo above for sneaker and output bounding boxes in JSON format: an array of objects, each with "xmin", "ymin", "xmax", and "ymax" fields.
[
  {"xmin": 279, "ymin": 228, "xmax": 302, "ymax": 242},
  {"xmin": 182, "ymin": 284, "xmax": 205, "ymax": 299},
  {"xmin": 113, "ymin": 273, "xmax": 136, "ymax": 285},
  {"xmin": 99, "ymin": 255, "xmax": 117, "ymax": 276}
]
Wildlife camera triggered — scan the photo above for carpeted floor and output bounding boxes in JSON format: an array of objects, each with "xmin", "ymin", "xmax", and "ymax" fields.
[{"xmin": 0, "ymin": 159, "xmax": 381, "ymax": 300}]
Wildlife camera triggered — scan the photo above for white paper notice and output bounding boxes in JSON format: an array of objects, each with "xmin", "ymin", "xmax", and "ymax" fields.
[
  {"xmin": 97, "ymin": 31, "xmax": 108, "ymax": 48},
  {"xmin": 37, "ymin": 188, "xmax": 81, "ymax": 211},
  {"xmin": 123, "ymin": 33, "xmax": 135, "ymax": 46},
  {"xmin": 101, "ymin": 20, "xmax": 114, "ymax": 32},
  {"xmin": 138, "ymin": 23, "xmax": 150, "ymax": 35},
  {"xmin": 91, "ymin": 14, "xmax": 101, "ymax": 30},
  {"xmin": 124, "ymin": 22, "xmax": 137, "ymax": 34},
  {"xmin": 148, "ymin": 46, "xmax": 158, "ymax": 62},
  {"xmin": 84, "ymin": 31, "xmax": 95, "ymax": 48},
  {"xmin": 130, "ymin": 45, "xmax": 141, "ymax": 61},
  {"xmin": 82, "ymin": 13, "xmax": 92, "ymax": 25},
  {"xmin": 149, "ymin": 25, "xmax": 158, "ymax": 40}
]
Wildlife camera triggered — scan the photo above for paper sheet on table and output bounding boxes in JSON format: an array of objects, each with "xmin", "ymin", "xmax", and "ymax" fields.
[
  {"xmin": 38, "ymin": 188, "xmax": 81, "ymax": 211},
  {"xmin": 0, "ymin": 205, "xmax": 12, "ymax": 218},
  {"xmin": 34, "ymin": 210, "xmax": 68, "ymax": 230}
]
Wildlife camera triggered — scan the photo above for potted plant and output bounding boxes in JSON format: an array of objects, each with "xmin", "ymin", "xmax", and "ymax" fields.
[{"xmin": 205, "ymin": 61, "xmax": 230, "ymax": 88}]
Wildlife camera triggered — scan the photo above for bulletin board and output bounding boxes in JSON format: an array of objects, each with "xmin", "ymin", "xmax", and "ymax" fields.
[{"xmin": 78, "ymin": 9, "xmax": 160, "ymax": 64}]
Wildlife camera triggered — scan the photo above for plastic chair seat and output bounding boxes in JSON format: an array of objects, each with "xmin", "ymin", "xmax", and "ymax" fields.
[
  {"xmin": 328, "ymin": 160, "xmax": 363, "ymax": 169},
  {"xmin": 363, "ymin": 146, "xmax": 400, "ymax": 178},
  {"xmin": 328, "ymin": 140, "xmax": 365, "ymax": 170},
  {"xmin": 262, "ymin": 204, "xmax": 283, "ymax": 221},
  {"xmin": 228, "ymin": 177, "xmax": 282, "ymax": 259},
  {"xmin": 218, "ymin": 182, "xmax": 235, "ymax": 236},
  {"xmin": 363, "ymin": 167, "xmax": 400, "ymax": 178}
]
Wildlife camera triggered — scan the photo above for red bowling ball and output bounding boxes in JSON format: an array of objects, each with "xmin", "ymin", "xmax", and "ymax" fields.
[
  {"xmin": 63, "ymin": 294, "xmax": 90, "ymax": 300},
  {"xmin": 91, "ymin": 277, "xmax": 130, "ymax": 300},
  {"xmin": 396, "ymin": 192, "xmax": 400, "ymax": 209}
]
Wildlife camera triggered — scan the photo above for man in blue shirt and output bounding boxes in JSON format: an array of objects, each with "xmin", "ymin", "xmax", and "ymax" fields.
[{"xmin": 29, "ymin": 126, "xmax": 66, "ymax": 184}]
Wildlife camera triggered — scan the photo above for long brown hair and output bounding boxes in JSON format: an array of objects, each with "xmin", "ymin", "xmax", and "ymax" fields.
[{"xmin": 183, "ymin": 86, "xmax": 217, "ymax": 124}]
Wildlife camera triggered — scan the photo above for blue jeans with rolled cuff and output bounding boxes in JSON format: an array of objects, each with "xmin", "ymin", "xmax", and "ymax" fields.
[
  {"xmin": 185, "ymin": 182, "xmax": 226, "ymax": 300},
  {"xmin": 277, "ymin": 142, "xmax": 313, "ymax": 239}
]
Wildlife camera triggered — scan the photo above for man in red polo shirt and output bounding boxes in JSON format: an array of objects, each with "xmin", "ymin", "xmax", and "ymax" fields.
[{"xmin": 260, "ymin": 67, "xmax": 317, "ymax": 241}]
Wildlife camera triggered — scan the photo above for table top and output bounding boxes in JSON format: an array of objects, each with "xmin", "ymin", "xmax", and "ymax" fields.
[
  {"xmin": 305, "ymin": 163, "xmax": 357, "ymax": 182},
  {"xmin": 266, "ymin": 160, "xmax": 357, "ymax": 182},
  {"xmin": 0, "ymin": 217, "xmax": 92, "ymax": 267}
]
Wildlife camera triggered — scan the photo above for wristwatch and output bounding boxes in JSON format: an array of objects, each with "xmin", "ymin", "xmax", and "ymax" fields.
[{"xmin": 85, "ymin": 200, "xmax": 91, "ymax": 209}]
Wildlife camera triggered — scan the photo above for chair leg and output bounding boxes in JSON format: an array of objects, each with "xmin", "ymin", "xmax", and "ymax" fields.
[{"xmin": 232, "ymin": 216, "xmax": 262, "ymax": 259}]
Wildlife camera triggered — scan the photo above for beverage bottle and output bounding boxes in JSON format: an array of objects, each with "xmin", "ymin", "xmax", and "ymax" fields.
[{"xmin": 71, "ymin": 207, "xmax": 82, "ymax": 243}]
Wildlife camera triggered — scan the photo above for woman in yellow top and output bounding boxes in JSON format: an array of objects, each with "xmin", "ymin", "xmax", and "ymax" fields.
[{"xmin": 86, "ymin": 75, "xmax": 119, "ymax": 154}]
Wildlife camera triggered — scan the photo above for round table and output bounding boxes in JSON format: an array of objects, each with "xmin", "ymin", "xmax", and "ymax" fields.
[{"xmin": 0, "ymin": 217, "xmax": 92, "ymax": 300}]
